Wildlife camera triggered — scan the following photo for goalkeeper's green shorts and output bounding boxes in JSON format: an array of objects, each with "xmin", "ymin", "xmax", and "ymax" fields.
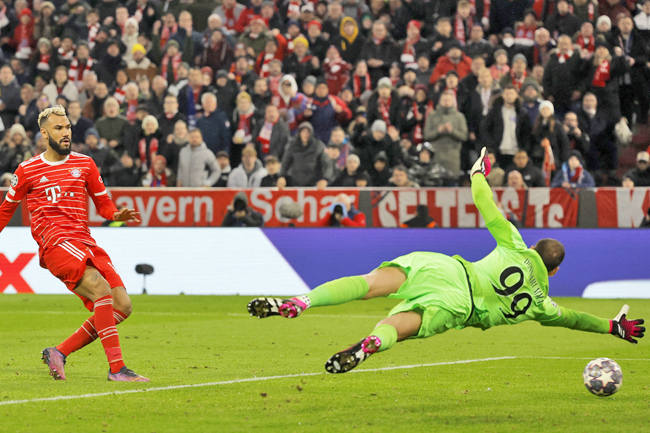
[{"xmin": 378, "ymin": 252, "xmax": 474, "ymax": 339}]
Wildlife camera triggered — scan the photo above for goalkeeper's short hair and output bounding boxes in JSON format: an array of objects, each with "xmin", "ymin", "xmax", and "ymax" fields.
[{"xmin": 535, "ymin": 238, "xmax": 565, "ymax": 272}]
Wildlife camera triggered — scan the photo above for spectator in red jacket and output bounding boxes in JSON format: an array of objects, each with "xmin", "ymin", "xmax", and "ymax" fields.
[
  {"xmin": 11, "ymin": 8, "xmax": 35, "ymax": 61},
  {"xmin": 429, "ymin": 42, "xmax": 472, "ymax": 85},
  {"xmin": 323, "ymin": 46, "xmax": 351, "ymax": 96},
  {"xmin": 255, "ymin": 38, "xmax": 283, "ymax": 78},
  {"xmin": 317, "ymin": 193, "xmax": 367, "ymax": 227},
  {"xmin": 234, "ymin": 0, "xmax": 265, "ymax": 34}
]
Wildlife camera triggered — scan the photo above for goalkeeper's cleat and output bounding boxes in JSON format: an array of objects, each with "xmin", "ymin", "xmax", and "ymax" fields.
[
  {"xmin": 108, "ymin": 366, "xmax": 150, "ymax": 382},
  {"xmin": 610, "ymin": 304, "xmax": 645, "ymax": 344},
  {"xmin": 325, "ymin": 336, "xmax": 381, "ymax": 374},
  {"xmin": 279, "ymin": 298, "xmax": 308, "ymax": 318},
  {"xmin": 247, "ymin": 297, "xmax": 307, "ymax": 319},
  {"xmin": 41, "ymin": 347, "xmax": 67, "ymax": 380}
]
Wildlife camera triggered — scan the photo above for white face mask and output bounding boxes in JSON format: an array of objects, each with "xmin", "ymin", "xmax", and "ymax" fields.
[
  {"xmin": 503, "ymin": 37, "xmax": 514, "ymax": 47},
  {"xmin": 585, "ymin": 108, "xmax": 596, "ymax": 116}
]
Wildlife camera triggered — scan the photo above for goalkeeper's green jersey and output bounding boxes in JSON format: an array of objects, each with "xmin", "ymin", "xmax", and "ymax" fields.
[{"xmin": 455, "ymin": 174, "xmax": 610, "ymax": 334}]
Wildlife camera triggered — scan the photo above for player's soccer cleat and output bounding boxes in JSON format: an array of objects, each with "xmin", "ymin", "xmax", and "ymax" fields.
[
  {"xmin": 41, "ymin": 347, "xmax": 67, "ymax": 380},
  {"xmin": 247, "ymin": 297, "xmax": 307, "ymax": 319},
  {"xmin": 325, "ymin": 336, "xmax": 381, "ymax": 373},
  {"xmin": 107, "ymin": 367, "xmax": 150, "ymax": 382}
]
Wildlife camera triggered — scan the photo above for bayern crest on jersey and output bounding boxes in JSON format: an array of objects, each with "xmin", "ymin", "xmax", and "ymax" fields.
[{"xmin": 70, "ymin": 168, "xmax": 81, "ymax": 178}]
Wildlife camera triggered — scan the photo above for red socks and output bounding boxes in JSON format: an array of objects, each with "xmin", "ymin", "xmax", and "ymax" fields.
[
  {"xmin": 57, "ymin": 295, "xmax": 127, "ymax": 373},
  {"xmin": 94, "ymin": 295, "xmax": 125, "ymax": 374},
  {"xmin": 56, "ymin": 308, "xmax": 128, "ymax": 357}
]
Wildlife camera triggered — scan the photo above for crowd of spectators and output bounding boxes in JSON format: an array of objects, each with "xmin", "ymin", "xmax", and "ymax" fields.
[{"xmin": 0, "ymin": 0, "xmax": 650, "ymax": 190}]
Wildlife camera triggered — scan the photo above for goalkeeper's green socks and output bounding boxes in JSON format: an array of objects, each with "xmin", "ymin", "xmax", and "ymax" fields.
[
  {"xmin": 369, "ymin": 324, "xmax": 398, "ymax": 352},
  {"xmin": 292, "ymin": 276, "xmax": 369, "ymax": 309}
]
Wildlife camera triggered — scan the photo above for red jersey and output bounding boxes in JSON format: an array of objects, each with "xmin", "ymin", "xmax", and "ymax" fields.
[
  {"xmin": 0, "ymin": 152, "xmax": 118, "ymax": 259},
  {"xmin": 323, "ymin": 59, "xmax": 351, "ymax": 96}
]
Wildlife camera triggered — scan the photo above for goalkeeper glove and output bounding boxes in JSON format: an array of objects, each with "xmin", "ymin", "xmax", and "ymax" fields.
[
  {"xmin": 610, "ymin": 305, "xmax": 645, "ymax": 344},
  {"xmin": 471, "ymin": 147, "xmax": 491, "ymax": 177}
]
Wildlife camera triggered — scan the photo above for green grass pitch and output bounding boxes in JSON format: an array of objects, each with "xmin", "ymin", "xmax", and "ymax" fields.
[{"xmin": 1, "ymin": 294, "xmax": 649, "ymax": 433}]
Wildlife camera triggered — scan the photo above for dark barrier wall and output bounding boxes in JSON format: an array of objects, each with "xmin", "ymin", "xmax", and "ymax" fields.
[{"xmin": 264, "ymin": 229, "xmax": 650, "ymax": 297}]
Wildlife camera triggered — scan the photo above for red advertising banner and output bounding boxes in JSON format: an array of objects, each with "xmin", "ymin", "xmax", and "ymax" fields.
[
  {"xmin": 595, "ymin": 187, "xmax": 650, "ymax": 227},
  {"xmin": 86, "ymin": 188, "xmax": 361, "ymax": 227},
  {"xmin": 2, "ymin": 187, "xmax": 579, "ymax": 228},
  {"xmin": 371, "ymin": 188, "xmax": 579, "ymax": 228}
]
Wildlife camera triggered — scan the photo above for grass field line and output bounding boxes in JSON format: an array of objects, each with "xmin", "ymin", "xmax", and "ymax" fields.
[
  {"xmin": 525, "ymin": 356, "xmax": 650, "ymax": 361},
  {"xmin": 0, "ymin": 356, "xmax": 517, "ymax": 407}
]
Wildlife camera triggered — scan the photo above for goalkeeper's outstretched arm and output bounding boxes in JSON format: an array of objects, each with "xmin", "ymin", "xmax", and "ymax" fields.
[
  {"xmin": 471, "ymin": 167, "xmax": 502, "ymax": 226},
  {"xmin": 537, "ymin": 301, "xmax": 645, "ymax": 344},
  {"xmin": 471, "ymin": 148, "xmax": 525, "ymax": 248}
]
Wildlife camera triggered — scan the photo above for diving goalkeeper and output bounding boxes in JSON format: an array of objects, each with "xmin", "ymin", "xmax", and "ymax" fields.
[{"xmin": 247, "ymin": 148, "xmax": 645, "ymax": 373}]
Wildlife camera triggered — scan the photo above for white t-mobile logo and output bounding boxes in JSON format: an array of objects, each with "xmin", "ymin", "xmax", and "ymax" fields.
[{"xmin": 45, "ymin": 186, "xmax": 62, "ymax": 203}]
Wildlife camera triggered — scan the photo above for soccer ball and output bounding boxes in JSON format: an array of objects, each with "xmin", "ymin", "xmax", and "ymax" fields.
[{"xmin": 583, "ymin": 358, "xmax": 623, "ymax": 397}]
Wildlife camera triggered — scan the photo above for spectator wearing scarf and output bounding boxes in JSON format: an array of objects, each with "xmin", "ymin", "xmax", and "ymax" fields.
[
  {"xmin": 277, "ymin": 74, "xmax": 309, "ymax": 133},
  {"xmin": 400, "ymin": 20, "xmax": 428, "ymax": 69},
  {"xmin": 575, "ymin": 21, "xmax": 596, "ymax": 53},
  {"xmin": 231, "ymin": 91, "xmax": 260, "ymax": 156},
  {"xmin": 137, "ymin": 115, "xmax": 162, "ymax": 173},
  {"xmin": 498, "ymin": 54, "xmax": 535, "ymax": 92},
  {"xmin": 550, "ymin": 150, "xmax": 595, "ymax": 187},
  {"xmin": 367, "ymin": 77, "xmax": 401, "ymax": 127},
  {"xmin": 253, "ymin": 105, "xmax": 290, "ymax": 160},
  {"xmin": 141, "ymin": 154, "xmax": 176, "ymax": 187},
  {"xmin": 583, "ymin": 41, "xmax": 624, "ymax": 121},
  {"xmin": 68, "ymin": 43, "xmax": 95, "ymax": 90},
  {"xmin": 30, "ymin": 38, "xmax": 53, "ymax": 82},
  {"xmin": 160, "ymin": 39, "xmax": 182, "ymax": 84},
  {"xmin": 254, "ymin": 38, "xmax": 283, "ymax": 79},
  {"xmin": 350, "ymin": 59, "xmax": 372, "ymax": 99},
  {"xmin": 573, "ymin": 0, "xmax": 599, "ymax": 24},
  {"xmin": 453, "ymin": 1, "xmax": 474, "ymax": 46}
]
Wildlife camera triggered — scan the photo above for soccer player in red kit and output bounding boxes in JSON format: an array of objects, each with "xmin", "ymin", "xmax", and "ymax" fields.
[{"xmin": 0, "ymin": 106, "xmax": 149, "ymax": 382}]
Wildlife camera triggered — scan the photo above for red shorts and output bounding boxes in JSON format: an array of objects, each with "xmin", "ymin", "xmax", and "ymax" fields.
[{"xmin": 42, "ymin": 240, "xmax": 125, "ymax": 312}]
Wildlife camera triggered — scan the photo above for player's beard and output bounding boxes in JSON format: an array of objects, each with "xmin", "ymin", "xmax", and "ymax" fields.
[{"xmin": 49, "ymin": 136, "xmax": 72, "ymax": 156}]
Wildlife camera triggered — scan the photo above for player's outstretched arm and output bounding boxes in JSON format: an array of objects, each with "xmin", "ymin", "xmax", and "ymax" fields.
[
  {"xmin": 537, "ymin": 300, "xmax": 645, "ymax": 344},
  {"xmin": 85, "ymin": 158, "xmax": 139, "ymax": 223}
]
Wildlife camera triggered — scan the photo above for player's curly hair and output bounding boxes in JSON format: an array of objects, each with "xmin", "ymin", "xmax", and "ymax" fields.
[
  {"xmin": 534, "ymin": 238, "xmax": 565, "ymax": 273},
  {"xmin": 38, "ymin": 105, "xmax": 67, "ymax": 128}
]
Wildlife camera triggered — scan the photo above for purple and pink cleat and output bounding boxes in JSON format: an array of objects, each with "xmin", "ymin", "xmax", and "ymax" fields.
[
  {"xmin": 247, "ymin": 297, "xmax": 308, "ymax": 319},
  {"xmin": 41, "ymin": 347, "xmax": 67, "ymax": 380},
  {"xmin": 108, "ymin": 366, "xmax": 150, "ymax": 382},
  {"xmin": 325, "ymin": 336, "xmax": 382, "ymax": 373}
]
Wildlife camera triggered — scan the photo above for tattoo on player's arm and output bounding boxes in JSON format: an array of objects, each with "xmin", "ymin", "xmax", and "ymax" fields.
[{"xmin": 91, "ymin": 272, "xmax": 99, "ymax": 282}]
